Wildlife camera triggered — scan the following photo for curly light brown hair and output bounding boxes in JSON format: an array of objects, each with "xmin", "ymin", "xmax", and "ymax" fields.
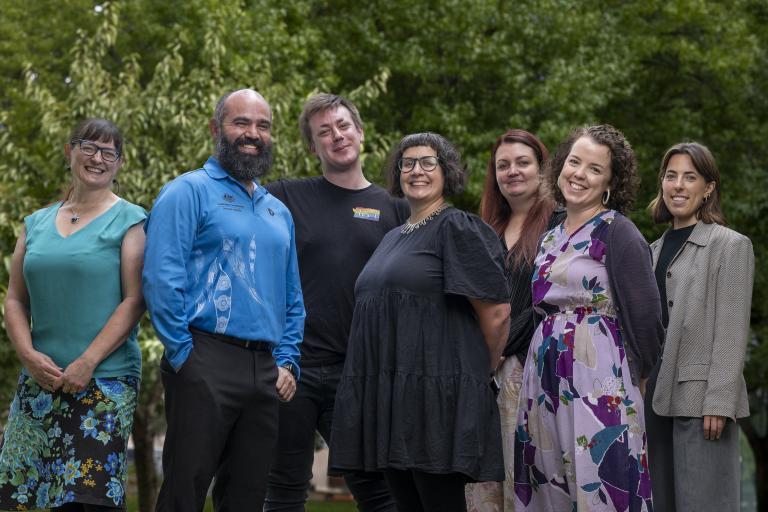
[{"xmin": 547, "ymin": 124, "xmax": 639, "ymax": 215}]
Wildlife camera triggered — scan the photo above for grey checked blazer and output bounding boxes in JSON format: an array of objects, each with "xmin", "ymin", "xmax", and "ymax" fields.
[{"xmin": 650, "ymin": 221, "xmax": 754, "ymax": 419}]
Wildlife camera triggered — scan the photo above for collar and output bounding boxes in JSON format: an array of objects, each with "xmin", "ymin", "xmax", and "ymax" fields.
[
  {"xmin": 203, "ymin": 156, "xmax": 265, "ymax": 199},
  {"xmin": 652, "ymin": 219, "xmax": 716, "ymax": 265},
  {"xmin": 685, "ymin": 220, "xmax": 717, "ymax": 247}
]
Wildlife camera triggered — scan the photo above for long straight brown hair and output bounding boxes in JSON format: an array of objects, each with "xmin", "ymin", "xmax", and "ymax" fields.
[{"xmin": 479, "ymin": 129, "xmax": 555, "ymax": 267}]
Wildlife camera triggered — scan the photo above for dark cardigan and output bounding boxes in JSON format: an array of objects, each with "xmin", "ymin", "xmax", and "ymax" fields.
[{"xmin": 602, "ymin": 213, "xmax": 665, "ymax": 385}]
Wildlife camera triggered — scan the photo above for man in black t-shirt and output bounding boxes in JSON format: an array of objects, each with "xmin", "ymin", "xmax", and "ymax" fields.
[{"xmin": 264, "ymin": 94, "xmax": 407, "ymax": 511}]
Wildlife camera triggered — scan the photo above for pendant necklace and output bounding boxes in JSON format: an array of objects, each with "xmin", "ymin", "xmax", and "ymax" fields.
[{"xmin": 401, "ymin": 203, "xmax": 449, "ymax": 234}]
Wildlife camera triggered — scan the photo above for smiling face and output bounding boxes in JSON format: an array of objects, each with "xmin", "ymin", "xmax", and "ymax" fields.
[
  {"xmin": 557, "ymin": 136, "xmax": 612, "ymax": 213},
  {"xmin": 662, "ymin": 153, "xmax": 716, "ymax": 228},
  {"xmin": 495, "ymin": 142, "xmax": 541, "ymax": 206},
  {"xmin": 212, "ymin": 90, "xmax": 274, "ymax": 181},
  {"xmin": 308, "ymin": 106, "xmax": 364, "ymax": 173},
  {"xmin": 65, "ymin": 139, "xmax": 121, "ymax": 190},
  {"xmin": 399, "ymin": 145, "xmax": 445, "ymax": 209},
  {"xmin": 216, "ymin": 90, "xmax": 272, "ymax": 154}
]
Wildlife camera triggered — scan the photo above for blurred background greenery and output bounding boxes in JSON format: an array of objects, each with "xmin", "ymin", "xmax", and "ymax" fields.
[{"xmin": 1, "ymin": 0, "xmax": 766, "ymax": 509}]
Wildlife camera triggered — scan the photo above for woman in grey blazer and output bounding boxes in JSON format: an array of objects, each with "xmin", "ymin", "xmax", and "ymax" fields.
[{"xmin": 645, "ymin": 142, "xmax": 754, "ymax": 512}]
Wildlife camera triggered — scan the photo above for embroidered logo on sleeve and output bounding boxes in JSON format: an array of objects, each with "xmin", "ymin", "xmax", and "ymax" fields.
[{"xmin": 352, "ymin": 207, "xmax": 381, "ymax": 221}]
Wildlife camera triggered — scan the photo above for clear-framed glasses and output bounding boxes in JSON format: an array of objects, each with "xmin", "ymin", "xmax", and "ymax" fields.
[
  {"xmin": 398, "ymin": 156, "xmax": 440, "ymax": 173},
  {"xmin": 71, "ymin": 139, "xmax": 120, "ymax": 163}
]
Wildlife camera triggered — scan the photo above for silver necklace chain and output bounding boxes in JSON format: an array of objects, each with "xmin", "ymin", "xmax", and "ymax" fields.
[
  {"xmin": 401, "ymin": 203, "xmax": 449, "ymax": 234},
  {"xmin": 64, "ymin": 201, "xmax": 104, "ymax": 224}
]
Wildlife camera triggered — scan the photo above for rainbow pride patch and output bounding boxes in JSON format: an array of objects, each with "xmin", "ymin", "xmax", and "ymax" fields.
[{"xmin": 352, "ymin": 207, "xmax": 381, "ymax": 221}]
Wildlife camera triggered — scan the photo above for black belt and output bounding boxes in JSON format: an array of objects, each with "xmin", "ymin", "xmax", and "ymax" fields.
[{"xmin": 190, "ymin": 328, "xmax": 272, "ymax": 352}]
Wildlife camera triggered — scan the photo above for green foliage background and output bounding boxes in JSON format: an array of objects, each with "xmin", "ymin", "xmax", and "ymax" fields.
[{"xmin": 0, "ymin": 0, "xmax": 766, "ymax": 506}]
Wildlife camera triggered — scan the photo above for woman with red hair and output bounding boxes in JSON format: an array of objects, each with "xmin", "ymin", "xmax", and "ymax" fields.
[{"xmin": 466, "ymin": 129, "xmax": 562, "ymax": 511}]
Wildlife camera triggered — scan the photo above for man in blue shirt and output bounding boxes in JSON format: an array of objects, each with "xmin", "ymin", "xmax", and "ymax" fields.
[{"xmin": 143, "ymin": 88, "xmax": 305, "ymax": 512}]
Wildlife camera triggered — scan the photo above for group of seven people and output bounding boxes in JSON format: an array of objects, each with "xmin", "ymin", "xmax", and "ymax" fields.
[{"xmin": 0, "ymin": 88, "xmax": 754, "ymax": 512}]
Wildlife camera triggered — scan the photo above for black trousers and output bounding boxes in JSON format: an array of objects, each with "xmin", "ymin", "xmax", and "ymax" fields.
[
  {"xmin": 383, "ymin": 469, "xmax": 467, "ymax": 512},
  {"xmin": 155, "ymin": 330, "xmax": 279, "ymax": 512},
  {"xmin": 264, "ymin": 361, "xmax": 395, "ymax": 511}
]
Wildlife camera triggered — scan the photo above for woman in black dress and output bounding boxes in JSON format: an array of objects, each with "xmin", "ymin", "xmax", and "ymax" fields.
[
  {"xmin": 467, "ymin": 129, "xmax": 563, "ymax": 511},
  {"xmin": 330, "ymin": 133, "xmax": 512, "ymax": 511}
]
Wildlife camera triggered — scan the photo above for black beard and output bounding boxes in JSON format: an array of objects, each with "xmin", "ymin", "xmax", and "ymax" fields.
[{"xmin": 216, "ymin": 134, "xmax": 273, "ymax": 182}]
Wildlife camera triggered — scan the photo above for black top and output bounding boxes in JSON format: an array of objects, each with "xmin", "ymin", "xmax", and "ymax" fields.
[
  {"xmin": 266, "ymin": 177, "xmax": 409, "ymax": 366},
  {"xmin": 654, "ymin": 224, "xmax": 695, "ymax": 328},
  {"xmin": 330, "ymin": 207, "xmax": 510, "ymax": 481},
  {"xmin": 503, "ymin": 209, "xmax": 566, "ymax": 362}
]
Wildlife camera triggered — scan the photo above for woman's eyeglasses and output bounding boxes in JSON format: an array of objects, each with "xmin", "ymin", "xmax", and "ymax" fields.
[
  {"xmin": 71, "ymin": 139, "xmax": 120, "ymax": 163},
  {"xmin": 398, "ymin": 156, "xmax": 440, "ymax": 173}
]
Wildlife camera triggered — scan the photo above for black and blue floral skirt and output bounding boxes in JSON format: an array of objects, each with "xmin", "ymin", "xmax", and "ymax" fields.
[{"xmin": 0, "ymin": 374, "xmax": 138, "ymax": 510}]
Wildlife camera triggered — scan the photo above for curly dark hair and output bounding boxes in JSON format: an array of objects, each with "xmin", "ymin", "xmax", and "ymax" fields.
[
  {"xmin": 386, "ymin": 132, "xmax": 467, "ymax": 198},
  {"xmin": 547, "ymin": 124, "xmax": 639, "ymax": 215}
]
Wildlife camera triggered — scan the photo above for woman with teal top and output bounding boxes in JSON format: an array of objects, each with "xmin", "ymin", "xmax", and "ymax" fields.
[{"xmin": 0, "ymin": 119, "xmax": 146, "ymax": 511}]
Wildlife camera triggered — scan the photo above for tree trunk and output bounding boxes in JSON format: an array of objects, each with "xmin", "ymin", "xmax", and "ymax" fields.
[
  {"xmin": 132, "ymin": 376, "xmax": 164, "ymax": 512},
  {"xmin": 133, "ymin": 405, "xmax": 158, "ymax": 512},
  {"xmin": 754, "ymin": 438, "xmax": 767, "ymax": 512},
  {"xmin": 740, "ymin": 417, "xmax": 768, "ymax": 511}
]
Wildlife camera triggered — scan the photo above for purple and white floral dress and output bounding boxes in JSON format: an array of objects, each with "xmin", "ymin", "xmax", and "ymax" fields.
[{"xmin": 513, "ymin": 210, "xmax": 652, "ymax": 511}]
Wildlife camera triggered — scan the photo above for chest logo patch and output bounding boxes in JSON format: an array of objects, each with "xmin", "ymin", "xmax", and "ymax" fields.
[
  {"xmin": 223, "ymin": 193, "xmax": 235, "ymax": 202},
  {"xmin": 352, "ymin": 207, "xmax": 381, "ymax": 221}
]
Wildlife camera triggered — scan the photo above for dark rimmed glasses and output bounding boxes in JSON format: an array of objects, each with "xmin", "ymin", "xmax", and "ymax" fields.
[
  {"xmin": 398, "ymin": 156, "xmax": 440, "ymax": 173},
  {"xmin": 71, "ymin": 139, "xmax": 120, "ymax": 163}
]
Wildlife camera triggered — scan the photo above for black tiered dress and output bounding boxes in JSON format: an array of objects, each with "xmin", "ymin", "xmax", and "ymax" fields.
[{"xmin": 330, "ymin": 207, "xmax": 510, "ymax": 482}]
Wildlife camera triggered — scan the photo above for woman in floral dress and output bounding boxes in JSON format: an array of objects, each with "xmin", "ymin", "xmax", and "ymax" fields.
[
  {"xmin": 513, "ymin": 125, "xmax": 664, "ymax": 511},
  {"xmin": 0, "ymin": 119, "xmax": 146, "ymax": 511}
]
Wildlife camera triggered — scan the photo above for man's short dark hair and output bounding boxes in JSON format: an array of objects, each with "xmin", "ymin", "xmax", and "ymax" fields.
[{"xmin": 298, "ymin": 94, "xmax": 363, "ymax": 150}]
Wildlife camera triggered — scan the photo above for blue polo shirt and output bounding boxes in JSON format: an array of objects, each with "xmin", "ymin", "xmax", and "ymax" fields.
[{"xmin": 143, "ymin": 157, "xmax": 305, "ymax": 373}]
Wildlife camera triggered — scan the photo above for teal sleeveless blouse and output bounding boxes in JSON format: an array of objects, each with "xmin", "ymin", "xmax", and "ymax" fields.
[{"xmin": 22, "ymin": 199, "xmax": 146, "ymax": 378}]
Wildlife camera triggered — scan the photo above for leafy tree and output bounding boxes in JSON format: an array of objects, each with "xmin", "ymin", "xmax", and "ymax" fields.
[
  {"xmin": 0, "ymin": 0, "xmax": 389, "ymax": 507},
  {"xmin": 0, "ymin": 0, "xmax": 766, "ymax": 508}
]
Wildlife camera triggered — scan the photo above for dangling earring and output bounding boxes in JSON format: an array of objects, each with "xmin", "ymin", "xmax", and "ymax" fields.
[
  {"xmin": 601, "ymin": 189, "xmax": 611, "ymax": 206},
  {"xmin": 703, "ymin": 194, "xmax": 709, "ymax": 203}
]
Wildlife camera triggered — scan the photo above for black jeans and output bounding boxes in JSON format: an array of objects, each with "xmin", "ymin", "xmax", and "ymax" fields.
[
  {"xmin": 264, "ymin": 361, "xmax": 395, "ymax": 511},
  {"xmin": 155, "ymin": 330, "xmax": 279, "ymax": 512},
  {"xmin": 383, "ymin": 469, "xmax": 467, "ymax": 512}
]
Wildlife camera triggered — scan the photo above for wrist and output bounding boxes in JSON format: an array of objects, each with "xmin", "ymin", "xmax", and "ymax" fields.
[
  {"xmin": 16, "ymin": 346, "xmax": 37, "ymax": 364},
  {"xmin": 77, "ymin": 352, "xmax": 99, "ymax": 370},
  {"xmin": 279, "ymin": 363, "xmax": 297, "ymax": 379}
]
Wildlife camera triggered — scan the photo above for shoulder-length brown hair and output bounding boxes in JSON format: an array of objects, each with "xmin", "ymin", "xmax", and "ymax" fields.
[
  {"xmin": 649, "ymin": 142, "xmax": 726, "ymax": 226},
  {"xmin": 479, "ymin": 129, "xmax": 555, "ymax": 267}
]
